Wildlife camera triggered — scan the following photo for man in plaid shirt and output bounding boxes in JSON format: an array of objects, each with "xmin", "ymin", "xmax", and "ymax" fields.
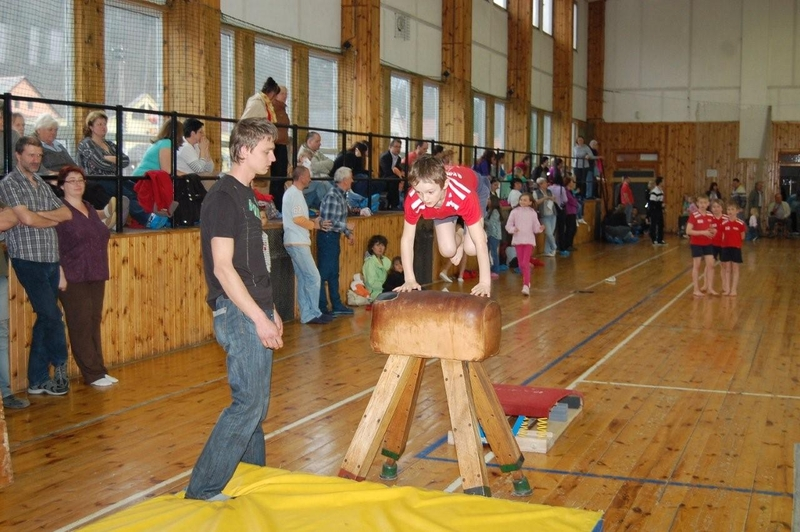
[
  {"xmin": 317, "ymin": 167, "xmax": 355, "ymax": 316},
  {"xmin": 0, "ymin": 136, "xmax": 72, "ymax": 396}
]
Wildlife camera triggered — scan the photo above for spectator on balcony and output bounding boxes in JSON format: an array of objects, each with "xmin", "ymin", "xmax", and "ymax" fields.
[
  {"xmin": 297, "ymin": 146, "xmax": 332, "ymax": 210},
  {"xmin": 473, "ymin": 149, "xmax": 495, "ymax": 179},
  {"xmin": 77, "ymin": 110, "xmax": 130, "ymax": 224},
  {"xmin": 130, "ymin": 118, "xmax": 183, "ymax": 228},
  {"xmin": 403, "ymin": 140, "xmax": 429, "ymax": 171},
  {"xmin": 176, "ymin": 118, "xmax": 214, "ymax": 176},
  {"xmin": 78, "ymin": 111, "xmax": 130, "ymax": 183},
  {"xmin": 270, "ymin": 86, "xmax": 291, "ymax": 211},
  {"xmin": 55, "ymin": 166, "xmax": 116, "ymax": 387},
  {"xmin": 302, "ymin": 131, "xmax": 333, "ymax": 176},
  {"xmin": 0, "ymin": 115, "xmax": 20, "ymax": 170},
  {"xmin": 379, "ymin": 138, "xmax": 405, "ymax": 210},
  {"xmin": 11, "ymin": 113, "xmax": 25, "ymax": 137},
  {"xmin": 33, "ymin": 114, "xmax": 77, "ymax": 177},
  {"xmin": 331, "ymin": 142, "xmax": 379, "ymax": 211}
]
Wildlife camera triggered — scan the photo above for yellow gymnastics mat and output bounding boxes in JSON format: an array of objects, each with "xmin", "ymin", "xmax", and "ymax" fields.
[{"xmin": 81, "ymin": 464, "xmax": 603, "ymax": 532}]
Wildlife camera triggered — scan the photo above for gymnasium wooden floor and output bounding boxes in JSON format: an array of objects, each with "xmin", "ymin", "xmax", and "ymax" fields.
[{"xmin": 1, "ymin": 236, "xmax": 798, "ymax": 531}]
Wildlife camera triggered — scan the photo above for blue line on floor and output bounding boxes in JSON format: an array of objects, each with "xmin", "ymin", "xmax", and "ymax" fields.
[
  {"xmin": 416, "ymin": 267, "xmax": 690, "ymax": 461},
  {"xmin": 419, "ymin": 455, "xmax": 792, "ymax": 498}
]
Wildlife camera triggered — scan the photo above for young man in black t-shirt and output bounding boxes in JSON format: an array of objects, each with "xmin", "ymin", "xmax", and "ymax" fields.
[{"xmin": 185, "ymin": 118, "xmax": 283, "ymax": 501}]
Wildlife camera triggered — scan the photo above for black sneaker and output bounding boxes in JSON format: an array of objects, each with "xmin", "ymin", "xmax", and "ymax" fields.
[
  {"xmin": 27, "ymin": 379, "xmax": 68, "ymax": 396},
  {"xmin": 2, "ymin": 394, "xmax": 30, "ymax": 409},
  {"xmin": 54, "ymin": 363, "xmax": 69, "ymax": 388},
  {"xmin": 331, "ymin": 306, "xmax": 355, "ymax": 316},
  {"xmin": 306, "ymin": 315, "xmax": 331, "ymax": 325}
]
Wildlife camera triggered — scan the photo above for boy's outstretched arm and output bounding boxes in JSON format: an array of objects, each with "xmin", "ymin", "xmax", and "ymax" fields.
[
  {"xmin": 395, "ymin": 221, "xmax": 421, "ymax": 292},
  {"xmin": 467, "ymin": 221, "xmax": 491, "ymax": 297}
]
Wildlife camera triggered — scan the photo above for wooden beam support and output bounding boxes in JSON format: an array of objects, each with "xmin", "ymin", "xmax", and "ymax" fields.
[
  {"xmin": 234, "ymin": 29, "xmax": 256, "ymax": 119},
  {"xmin": 552, "ymin": 0, "xmax": 574, "ymax": 158},
  {"xmin": 292, "ymin": 45, "xmax": 310, "ymax": 130},
  {"xmin": 506, "ymin": 0, "xmax": 533, "ymax": 154},
  {"xmin": 340, "ymin": 0, "xmax": 381, "ymax": 136},
  {"xmin": 587, "ymin": 0, "xmax": 605, "ymax": 124},
  {"xmin": 440, "ymin": 0, "xmax": 473, "ymax": 151},
  {"xmin": 73, "ymin": 0, "xmax": 105, "ymax": 143},
  {"xmin": 163, "ymin": 0, "xmax": 222, "ymax": 164}
]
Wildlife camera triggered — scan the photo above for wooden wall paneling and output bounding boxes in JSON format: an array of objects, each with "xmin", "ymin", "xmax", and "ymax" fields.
[
  {"xmin": 8, "ymin": 231, "xmax": 215, "ymax": 392},
  {"xmin": 234, "ymin": 30, "xmax": 256, "ymax": 119},
  {"xmin": 485, "ymin": 96, "xmax": 495, "ymax": 150},
  {"xmin": 506, "ymin": 0, "xmax": 533, "ymax": 153},
  {"xmin": 440, "ymin": 0, "xmax": 473, "ymax": 149},
  {"xmin": 552, "ymin": 0, "xmax": 574, "ymax": 158},
  {"xmin": 586, "ymin": 0, "xmax": 605, "ymax": 122},
  {"xmin": 292, "ymin": 45, "xmax": 310, "ymax": 130},
  {"xmin": 340, "ymin": 0, "xmax": 381, "ymax": 135},
  {"xmin": 163, "ymin": 0, "xmax": 222, "ymax": 166},
  {"xmin": 410, "ymin": 76, "xmax": 424, "ymax": 141},
  {"xmin": 73, "ymin": 0, "xmax": 105, "ymax": 144}
]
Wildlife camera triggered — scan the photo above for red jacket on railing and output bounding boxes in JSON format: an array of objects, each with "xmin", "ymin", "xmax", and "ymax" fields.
[{"xmin": 134, "ymin": 170, "xmax": 175, "ymax": 215}]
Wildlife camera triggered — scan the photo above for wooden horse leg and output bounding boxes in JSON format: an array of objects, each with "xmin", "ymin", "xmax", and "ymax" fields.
[
  {"xmin": 468, "ymin": 363, "xmax": 532, "ymax": 496},
  {"xmin": 339, "ymin": 355, "xmax": 419, "ymax": 482},
  {"xmin": 379, "ymin": 357, "xmax": 426, "ymax": 480},
  {"xmin": 440, "ymin": 359, "xmax": 491, "ymax": 496}
]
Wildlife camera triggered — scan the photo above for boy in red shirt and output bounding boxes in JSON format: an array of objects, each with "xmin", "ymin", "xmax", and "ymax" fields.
[
  {"xmin": 686, "ymin": 195, "xmax": 716, "ymax": 297},
  {"xmin": 397, "ymin": 155, "xmax": 491, "ymax": 297},
  {"xmin": 720, "ymin": 203, "xmax": 746, "ymax": 296}
]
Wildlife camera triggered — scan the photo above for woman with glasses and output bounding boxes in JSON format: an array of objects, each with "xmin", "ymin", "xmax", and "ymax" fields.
[{"xmin": 54, "ymin": 166, "xmax": 117, "ymax": 387}]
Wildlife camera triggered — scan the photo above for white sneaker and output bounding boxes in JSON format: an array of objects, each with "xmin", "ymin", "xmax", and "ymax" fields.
[
  {"xmin": 521, "ymin": 285, "xmax": 530, "ymax": 296},
  {"xmin": 578, "ymin": 218, "xmax": 587, "ymax": 225},
  {"xmin": 457, "ymin": 277, "xmax": 464, "ymax": 283},
  {"xmin": 439, "ymin": 271, "xmax": 453, "ymax": 283},
  {"xmin": 90, "ymin": 377, "xmax": 114, "ymax": 387},
  {"xmin": 104, "ymin": 374, "xmax": 119, "ymax": 383}
]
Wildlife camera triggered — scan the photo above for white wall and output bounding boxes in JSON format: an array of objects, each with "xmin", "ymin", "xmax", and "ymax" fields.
[
  {"xmin": 380, "ymin": 0, "xmax": 442, "ymax": 78},
  {"xmin": 221, "ymin": 0, "xmax": 341, "ymax": 49},
  {"xmin": 604, "ymin": 0, "xmax": 800, "ymax": 124},
  {"xmin": 573, "ymin": 0, "xmax": 589, "ymax": 121},
  {"xmin": 471, "ymin": 0, "xmax": 508, "ymax": 98}
]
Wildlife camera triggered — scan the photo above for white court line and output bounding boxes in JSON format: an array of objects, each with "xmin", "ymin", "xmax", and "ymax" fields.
[
  {"xmin": 582, "ymin": 380, "xmax": 800, "ymax": 401},
  {"xmin": 59, "ymin": 249, "xmax": 676, "ymax": 528},
  {"xmin": 567, "ymin": 282, "xmax": 694, "ymax": 388}
]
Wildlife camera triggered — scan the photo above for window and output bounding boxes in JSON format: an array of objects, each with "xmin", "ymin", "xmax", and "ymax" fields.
[
  {"xmin": 492, "ymin": 0, "xmax": 507, "ymax": 8},
  {"xmin": 0, "ymin": 1, "xmax": 73, "ymax": 127},
  {"xmin": 533, "ymin": 0, "xmax": 540, "ymax": 28},
  {"xmin": 542, "ymin": 114, "xmax": 552, "ymax": 156},
  {"xmin": 105, "ymin": 0, "xmax": 163, "ymax": 171},
  {"xmin": 220, "ymin": 30, "xmax": 235, "ymax": 171},
  {"xmin": 255, "ymin": 40, "xmax": 292, "ymax": 118},
  {"xmin": 473, "ymin": 96, "xmax": 487, "ymax": 148},
  {"xmin": 389, "ymin": 74, "xmax": 411, "ymax": 149},
  {"xmin": 308, "ymin": 54, "xmax": 339, "ymax": 152},
  {"xmin": 422, "ymin": 83, "xmax": 439, "ymax": 141},
  {"xmin": 542, "ymin": 0, "xmax": 553, "ymax": 35},
  {"xmin": 573, "ymin": 2, "xmax": 578, "ymax": 50},
  {"xmin": 530, "ymin": 110, "xmax": 539, "ymax": 153},
  {"xmin": 493, "ymin": 102, "xmax": 505, "ymax": 150}
]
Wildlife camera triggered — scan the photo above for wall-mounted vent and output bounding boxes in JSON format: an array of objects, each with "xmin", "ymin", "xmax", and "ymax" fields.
[{"xmin": 394, "ymin": 13, "xmax": 411, "ymax": 41}]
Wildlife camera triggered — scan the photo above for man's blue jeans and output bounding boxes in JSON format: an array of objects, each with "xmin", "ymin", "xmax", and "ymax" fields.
[
  {"xmin": 317, "ymin": 231, "xmax": 344, "ymax": 312},
  {"xmin": 488, "ymin": 236, "xmax": 500, "ymax": 273},
  {"xmin": 185, "ymin": 296, "xmax": 274, "ymax": 500},
  {"xmin": 10, "ymin": 259, "xmax": 67, "ymax": 387},
  {"xmin": 0, "ymin": 276, "xmax": 11, "ymax": 398},
  {"xmin": 285, "ymin": 245, "xmax": 324, "ymax": 323}
]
